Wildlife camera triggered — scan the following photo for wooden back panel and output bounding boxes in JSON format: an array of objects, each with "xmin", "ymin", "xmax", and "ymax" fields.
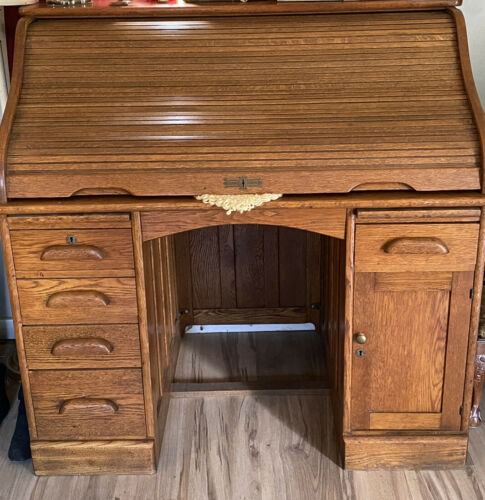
[
  {"xmin": 3, "ymin": 10, "xmax": 482, "ymax": 199},
  {"xmin": 174, "ymin": 224, "xmax": 322, "ymax": 328}
]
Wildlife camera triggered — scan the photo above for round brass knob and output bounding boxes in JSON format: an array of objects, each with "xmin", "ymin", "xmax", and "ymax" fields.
[{"xmin": 354, "ymin": 332, "xmax": 367, "ymax": 345}]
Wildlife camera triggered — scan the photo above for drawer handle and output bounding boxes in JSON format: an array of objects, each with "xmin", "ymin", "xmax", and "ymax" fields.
[
  {"xmin": 40, "ymin": 245, "xmax": 106, "ymax": 261},
  {"xmin": 46, "ymin": 290, "xmax": 111, "ymax": 308},
  {"xmin": 383, "ymin": 237, "xmax": 449, "ymax": 255},
  {"xmin": 51, "ymin": 338, "xmax": 114, "ymax": 356},
  {"xmin": 59, "ymin": 398, "xmax": 119, "ymax": 415}
]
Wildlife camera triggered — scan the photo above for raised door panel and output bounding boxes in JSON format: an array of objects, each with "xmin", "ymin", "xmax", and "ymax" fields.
[{"xmin": 351, "ymin": 271, "xmax": 473, "ymax": 431}]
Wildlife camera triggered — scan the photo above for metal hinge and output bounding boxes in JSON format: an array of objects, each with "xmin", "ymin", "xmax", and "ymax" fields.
[{"xmin": 223, "ymin": 176, "xmax": 263, "ymax": 190}]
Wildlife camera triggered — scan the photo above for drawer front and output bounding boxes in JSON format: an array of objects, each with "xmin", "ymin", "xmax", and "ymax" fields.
[
  {"xmin": 17, "ymin": 278, "xmax": 138, "ymax": 325},
  {"xmin": 30, "ymin": 369, "xmax": 146, "ymax": 440},
  {"xmin": 355, "ymin": 223, "xmax": 479, "ymax": 272},
  {"xmin": 24, "ymin": 325, "xmax": 141, "ymax": 369},
  {"xmin": 10, "ymin": 229, "xmax": 134, "ymax": 278}
]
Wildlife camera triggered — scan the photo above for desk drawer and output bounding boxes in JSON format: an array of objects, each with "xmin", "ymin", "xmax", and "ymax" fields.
[
  {"xmin": 10, "ymin": 229, "xmax": 134, "ymax": 278},
  {"xmin": 30, "ymin": 369, "xmax": 146, "ymax": 440},
  {"xmin": 355, "ymin": 223, "xmax": 479, "ymax": 273},
  {"xmin": 23, "ymin": 325, "xmax": 141, "ymax": 370},
  {"xmin": 17, "ymin": 278, "xmax": 138, "ymax": 325}
]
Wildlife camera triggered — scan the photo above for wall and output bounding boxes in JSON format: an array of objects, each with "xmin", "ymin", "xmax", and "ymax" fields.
[
  {"xmin": 0, "ymin": 7, "xmax": 11, "ymax": 339},
  {"xmin": 0, "ymin": 2, "xmax": 484, "ymax": 337},
  {"xmin": 461, "ymin": 0, "xmax": 485, "ymax": 104}
]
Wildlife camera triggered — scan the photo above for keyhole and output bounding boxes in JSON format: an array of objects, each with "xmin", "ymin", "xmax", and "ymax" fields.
[
  {"xmin": 355, "ymin": 349, "xmax": 366, "ymax": 358},
  {"xmin": 66, "ymin": 235, "xmax": 77, "ymax": 245}
]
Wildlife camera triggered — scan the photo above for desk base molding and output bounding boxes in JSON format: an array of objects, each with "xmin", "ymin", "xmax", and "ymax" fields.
[
  {"xmin": 30, "ymin": 440, "xmax": 156, "ymax": 476},
  {"xmin": 343, "ymin": 435, "xmax": 469, "ymax": 470}
]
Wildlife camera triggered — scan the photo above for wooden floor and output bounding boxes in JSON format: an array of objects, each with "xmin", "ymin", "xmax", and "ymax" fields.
[
  {"xmin": 1, "ymin": 332, "xmax": 485, "ymax": 499},
  {"xmin": 174, "ymin": 331, "xmax": 328, "ymax": 385}
]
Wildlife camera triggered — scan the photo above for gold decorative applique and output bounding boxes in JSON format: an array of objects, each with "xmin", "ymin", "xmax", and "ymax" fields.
[{"xmin": 195, "ymin": 194, "xmax": 282, "ymax": 215}]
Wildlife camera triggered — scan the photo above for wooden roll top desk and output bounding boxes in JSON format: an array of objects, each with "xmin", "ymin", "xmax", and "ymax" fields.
[{"xmin": 0, "ymin": 0, "xmax": 484, "ymax": 475}]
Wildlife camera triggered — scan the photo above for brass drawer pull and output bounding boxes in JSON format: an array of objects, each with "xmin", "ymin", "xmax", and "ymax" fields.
[
  {"xmin": 51, "ymin": 338, "xmax": 114, "ymax": 356},
  {"xmin": 40, "ymin": 245, "xmax": 106, "ymax": 261},
  {"xmin": 59, "ymin": 397, "xmax": 119, "ymax": 415},
  {"xmin": 46, "ymin": 290, "xmax": 111, "ymax": 308},
  {"xmin": 383, "ymin": 237, "xmax": 449, "ymax": 255}
]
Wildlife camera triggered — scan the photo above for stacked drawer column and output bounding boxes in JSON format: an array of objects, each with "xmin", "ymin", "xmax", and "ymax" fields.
[{"xmin": 3, "ymin": 213, "xmax": 155, "ymax": 474}]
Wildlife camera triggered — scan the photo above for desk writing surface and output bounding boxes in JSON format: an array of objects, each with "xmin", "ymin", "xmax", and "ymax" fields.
[{"xmin": 4, "ymin": 10, "xmax": 482, "ymax": 198}]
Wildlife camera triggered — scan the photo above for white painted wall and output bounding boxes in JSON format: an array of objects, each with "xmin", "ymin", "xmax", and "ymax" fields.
[
  {"xmin": 461, "ymin": 0, "xmax": 485, "ymax": 104},
  {"xmin": 0, "ymin": 7, "xmax": 12, "ymax": 339}
]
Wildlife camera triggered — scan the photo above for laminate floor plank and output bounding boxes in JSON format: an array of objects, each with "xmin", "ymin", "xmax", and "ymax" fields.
[{"xmin": 2, "ymin": 335, "xmax": 485, "ymax": 499}]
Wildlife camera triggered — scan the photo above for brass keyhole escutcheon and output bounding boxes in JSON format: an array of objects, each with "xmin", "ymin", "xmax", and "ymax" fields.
[
  {"xmin": 355, "ymin": 349, "xmax": 366, "ymax": 358},
  {"xmin": 354, "ymin": 332, "xmax": 367, "ymax": 345}
]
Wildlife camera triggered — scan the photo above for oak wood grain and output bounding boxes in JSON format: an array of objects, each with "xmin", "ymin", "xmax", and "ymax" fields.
[
  {"xmin": 5, "ymin": 11, "xmax": 481, "ymax": 198},
  {"xmin": 462, "ymin": 210, "xmax": 485, "ymax": 432},
  {"xmin": 344, "ymin": 435, "xmax": 468, "ymax": 469},
  {"xmin": 369, "ymin": 412, "xmax": 442, "ymax": 430},
  {"xmin": 23, "ymin": 324, "xmax": 141, "ymax": 369},
  {"xmin": 192, "ymin": 307, "xmax": 307, "ymax": 325},
  {"xmin": 10, "ymin": 228, "xmax": 135, "ymax": 278},
  {"xmin": 141, "ymin": 208, "xmax": 346, "ymax": 241},
  {"xmin": 449, "ymin": 8, "xmax": 485, "ymax": 193},
  {"xmin": 29, "ymin": 368, "xmax": 146, "ymax": 440},
  {"xmin": 4, "ymin": 193, "xmax": 485, "ymax": 216},
  {"xmin": 352, "ymin": 273, "xmax": 449, "ymax": 425},
  {"xmin": 132, "ymin": 212, "xmax": 156, "ymax": 439},
  {"xmin": 0, "ymin": 216, "xmax": 38, "ymax": 439},
  {"xmin": 355, "ymin": 223, "xmax": 479, "ymax": 272},
  {"xmin": 17, "ymin": 277, "xmax": 138, "ymax": 325},
  {"xmin": 31, "ymin": 440, "xmax": 155, "ymax": 476},
  {"xmin": 0, "ymin": 18, "xmax": 31, "ymax": 203},
  {"xmin": 8, "ymin": 213, "xmax": 132, "ymax": 229},
  {"xmin": 356, "ymin": 208, "xmax": 481, "ymax": 223}
]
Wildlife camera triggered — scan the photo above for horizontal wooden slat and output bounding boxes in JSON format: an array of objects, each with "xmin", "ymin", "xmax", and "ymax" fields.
[
  {"xmin": 7, "ymin": 167, "xmax": 481, "ymax": 199},
  {"xmin": 31, "ymin": 440, "xmax": 155, "ymax": 476},
  {"xmin": 6, "ymin": 11, "xmax": 481, "ymax": 198},
  {"xmin": 369, "ymin": 412, "xmax": 442, "ymax": 430},
  {"xmin": 7, "ymin": 213, "xmax": 131, "ymax": 229},
  {"xmin": 141, "ymin": 207, "xmax": 346, "ymax": 240},
  {"xmin": 344, "ymin": 435, "xmax": 468, "ymax": 469},
  {"xmin": 193, "ymin": 307, "xmax": 307, "ymax": 325},
  {"xmin": 374, "ymin": 272, "xmax": 453, "ymax": 291},
  {"xmin": 356, "ymin": 208, "xmax": 482, "ymax": 223}
]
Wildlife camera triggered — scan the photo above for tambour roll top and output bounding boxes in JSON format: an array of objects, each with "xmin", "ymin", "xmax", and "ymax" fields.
[{"xmin": 1, "ymin": 2, "xmax": 483, "ymax": 199}]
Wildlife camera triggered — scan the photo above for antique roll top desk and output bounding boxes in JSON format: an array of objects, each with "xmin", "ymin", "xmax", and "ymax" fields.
[{"xmin": 0, "ymin": 0, "xmax": 484, "ymax": 476}]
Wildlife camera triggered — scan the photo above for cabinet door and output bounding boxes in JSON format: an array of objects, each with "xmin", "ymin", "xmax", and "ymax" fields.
[{"xmin": 351, "ymin": 271, "xmax": 473, "ymax": 431}]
